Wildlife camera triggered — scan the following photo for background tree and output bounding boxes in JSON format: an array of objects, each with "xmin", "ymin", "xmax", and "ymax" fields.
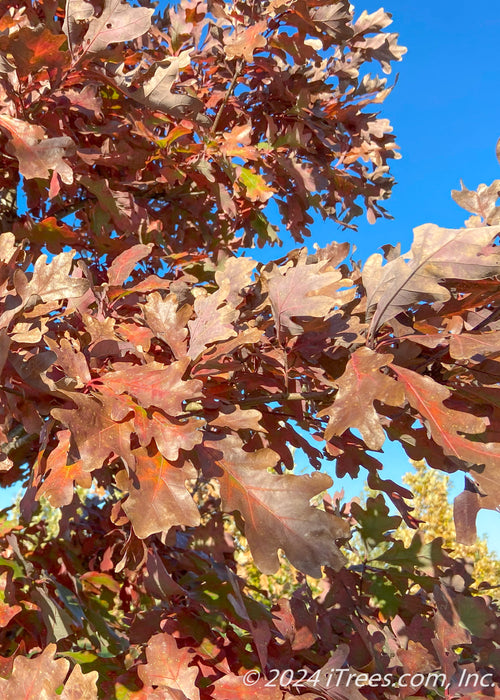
[
  {"xmin": 0, "ymin": 0, "xmax": 500, "ymax": 698},
  {"xmin": 347, "ymin": 460, "xmax": 500, "ymax": 596}
]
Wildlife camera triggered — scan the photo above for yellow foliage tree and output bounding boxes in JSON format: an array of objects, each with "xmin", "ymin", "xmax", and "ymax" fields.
[{"xmin": 394, "ymin": 460, "xmax": 500, "ymax": 590}]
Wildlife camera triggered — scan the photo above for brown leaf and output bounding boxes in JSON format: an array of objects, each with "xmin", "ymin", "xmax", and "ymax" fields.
[
  {"xmin": 364, "ymin": 223, "xmax": 500, "ymax": 338},
  {"xmin": 62, "ymin": 0, "xmax": 94, "ymax": 55},
  {"xmin": 453, "ymin": 483, "xmax": 480, "ymax": 546},
  {"xmin": 212, "ymin": 673, "xmax": 282, "ymax": 699},
  {"xmin": 188, "ymin": 283, "xmax": 237, "ymax": 360},
  {"xmin": 14, "ymin": 251, "xmax": 89, "ymax": 306},
  {"xmin": 392, "ymin": 366, "xmax": 500, "ymax": 470},
  {"xmin": 51, "ymin": 393, "xmax": 135, "ymax": 472},
  {"xmin": 209, "ymin": 406, "xmax": 265, "ymax": 433},
  {"xmin": 107, "ymin": 243, "xmax": 153, "ymax": 286},
  {"xmin": 214, "ymin": 256, "xmax": 255, "ymax": 307},
  {"xmin": 77, "ymin": 0, "xmax": 153, "ymax": 55},
  {"xmin": 0, "ymin": 115, "xmax": 74, "ymax": 183},
  {"xmin": 137, "ymin": 633, "xmax": 200, "ymax": 700},
  {"xmin": 142, "ymin": 292, "xmax": 190, "ymax": 359},
  {"xmin": 134, "ymin": 409, "xmax": 204, "ymax": 461},
  {"xmin": 37, "ymin": 430, "xmax": 91, "ymax": 507},
  {"xmin": 99, "ymin": 358, "xmax": 202, "ymax": 415},
  {"xmin": 318, "ymin": 347, "xmax": 405, "ymax": 450},
  {"xmin": 225, "ymin": 21, "xmax": 267, "ymax": 62},
  {"xmin": 203, "ymin": 435, "xmax": 350, "ymax": 576},
  {"xmin": 450, "ymin": 330, "xmax": 500, "ymax": 359},
  {"xmin": 115, "ymin": 447, "xmax": 200, "ymax": 539},
  {"xmin": 266, "ymin": 256, "xmax": 342, "ymax": 336},
  {"xmin": 0, "ymin": 644, "xmax": 69, "ymax": 699},
  {"xmin": 60, "ymin": 664, "xmax": 98, "ymax": 700},
  {"xmin": 451, "ymin": 179, "xmax": 500, "ymax": 223},
  {"xmin": 130, "ymin": 51, "xmax": 202, "ymax": 117}
]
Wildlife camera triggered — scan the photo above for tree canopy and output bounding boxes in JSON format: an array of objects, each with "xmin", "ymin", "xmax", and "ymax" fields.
[{"xmin": 0, "ymin": 0, "xmax": 499, "ymax": 698}]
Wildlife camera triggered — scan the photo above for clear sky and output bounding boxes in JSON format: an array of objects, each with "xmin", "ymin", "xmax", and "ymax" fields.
[
  {"xmin": 250, "ymin": 0, "xmax": 500, "ymax": 548},
  {"xmin": 2, "ymin": 1, "xmax": 499, "ymax": 549}
]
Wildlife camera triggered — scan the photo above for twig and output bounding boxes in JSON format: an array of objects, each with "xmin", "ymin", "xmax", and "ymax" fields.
[
  {"xmin": 184, "ymin": 389, "xmax": 336, "ymax": 414},
  {"xmin": 0, "ymin": 425, "xmax": 37, "ymax": 457},
  {"xmin": 210, "ymin": 60, "xmax": 244, "ymax": 135}
]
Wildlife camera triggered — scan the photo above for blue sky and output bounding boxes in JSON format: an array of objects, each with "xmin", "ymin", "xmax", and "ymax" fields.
[
  {"xmin": 2, "ymin": 1, "xmax": 500, "ymax": 550},
  {"xmin": 252, "ymin": 0, "xmax": 500, "ymax": 548}
]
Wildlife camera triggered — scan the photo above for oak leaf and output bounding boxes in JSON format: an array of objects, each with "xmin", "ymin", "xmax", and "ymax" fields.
[
  {"xmin": 134, "ymin": 408, "xmax": 204, "ymax": 461},
  {"xmin": 364, "ymin": 223, "xmax": 500, "ymax": 337},
  {"xmin": 131, "ymin": 51, "xmax": 202, "ymax": 117},
  {"xmin": 76, "ymin": 0, "xmax": 153, "ymax": 56},
  {"xmin": 51, "ymin": 393, "xmax": 135, "ymax": 472},
  {"xmin": 203, "ymin": 435, "xmax": 350, "ymax": 576},
  {"xmin": 0, "ymin": 115, "xmax": 74, "ymax": 183},
  {"xmin": 212, "ymin": 673, "xmax": 283, "ymax": 699},
  {"xmin": 142, "ymin": 292, "xmax": 190, "ymax": 359},
  {"xmin": 137, "ymin": 633, "xmax": 200, "ymax": 700},
  {"xmin": 14, "ymin": 251, "xmax": 89, "ymax": 306},
  {"xmin": 449, "ymin": 330, "xmax": 500, "ymax": 359},
  {"xmin": 266, "ymin": 256, "xmax": 342, "ymax": 336},
  {"xmin": 60, "ymin": 665, "xmax": 99, "ymax": 700},
  {"xmin": 115, "ymin": 447, "xmax": 200, "ymax": 539},
  {"xmin": 188, "ymin": 284, "xmax": 238, "ymax": 360},
  {"xmin": 9, "ymin": 26, "xmax": 68, "ymax": 76},
  {"xmin": 0, "ymin": 644, "xmax": 97, "ymax": 700},
  {"xmin": 99, "ymin": 358, "xmax": 202, "ymax": 415},
  {"xmin": 36, "ymin": 430, "xmax": 91, "ymax": 507},
  {"xmin": 225, "ymin": 21, "xmax": 267, "ymax": 62},
  {"xmin": 392, "ymin": 366, "xmax": 500, "ymax": 470},
  {"xmin": 107, "ymin": 243, "xmax": 153, "ymax": 286},
  {"xmin": 318, "ymin": 347, "xmax": 405, "ymax": 450}
]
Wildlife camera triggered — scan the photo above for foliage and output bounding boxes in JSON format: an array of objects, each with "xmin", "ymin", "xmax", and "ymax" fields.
[
  {"xmin": 347, "ymin": 460, "xmax": 500, "ymax": 595},
  {"xmin": 397, "ymin": 462, "xmax": 500, "ymax": 592},
  {"xmin": 0, "ymin": 0, "xmax": 499, "ymax": 697}
]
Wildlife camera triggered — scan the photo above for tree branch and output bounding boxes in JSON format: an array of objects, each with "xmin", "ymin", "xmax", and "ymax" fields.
[{"xmin": 183, "ymin": 388, "xmax": 336, "ymax": 414}]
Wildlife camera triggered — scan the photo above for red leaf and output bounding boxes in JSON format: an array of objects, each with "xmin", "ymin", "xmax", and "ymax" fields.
[
  {"xmin": 203, "ymin": 435, "xmax": 350, "ymax": 576},
  {"xmin": 137, "ymin": 633, "xmax": 200, "ymax": 700},
  {"xmin": 0, "ymin": 115, "xmax": 74, "ymax": 183},
  {"xmin": 318, "ymin": 347, "xmax": 405, "ymax": 450},
  {"xmin": 212, "ymin": 673, "xmax": 282, "ymax": 700},
  {"xmin": 115, "ymin": 447, "xmax": 200, "ymax": 539},
  {"xmin": 107, "ymin": 243, "xmax": 153, "ymax": 286},
  {"xmin": 51, "ymin": 393, "xmax": 135, "ymax": 472},
  {"xmin": 99, "ymin": 358, "xmax": 202, "ymax": 415},
  {"xmin": 37, "ymin": 430, "xmax": 91, "ymax": 507}
]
